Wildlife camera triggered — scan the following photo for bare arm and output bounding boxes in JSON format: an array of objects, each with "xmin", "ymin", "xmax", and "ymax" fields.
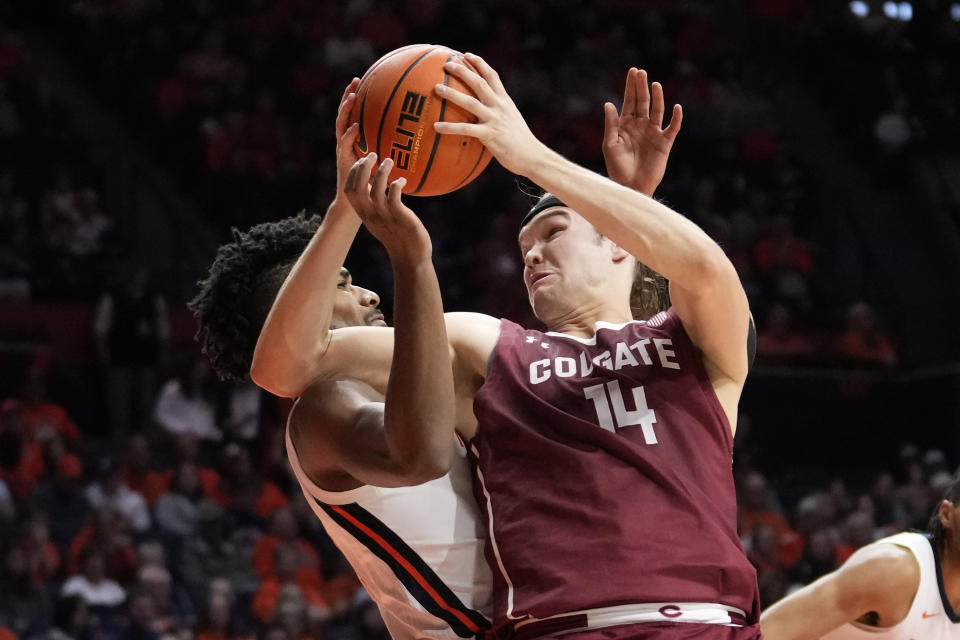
[
  {"xmin": 436, "ymin": 58, "xmax": 749, "ymax": 385},
  {"xmin": 250, "ymin": 79, "xmax": 362, "ymax": 397},
  {"xmin": 760, "ymin": 543, "xmax": 920, "ymax": 640},
  {"xmin": 343, "ymin": 156, "xmax": 456, "ymax": 479},
  {"xmin": 289, "ymin": 160, "xmax": 499, "ymax": 485}
]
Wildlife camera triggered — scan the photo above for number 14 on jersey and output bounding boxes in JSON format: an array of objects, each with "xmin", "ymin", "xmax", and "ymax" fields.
[{"xmin": 583, "ymin": 381, "xmax": 658, "ymax": 444}]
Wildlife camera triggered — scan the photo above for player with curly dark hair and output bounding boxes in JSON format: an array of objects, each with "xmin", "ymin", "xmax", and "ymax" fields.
[
  {"xmin": 187, "ymin": 212, "xmax": 383, "ymax": 382},
  {"xmin": 186, "ymin": 78, "xmax": 494, "ymax": 640}
]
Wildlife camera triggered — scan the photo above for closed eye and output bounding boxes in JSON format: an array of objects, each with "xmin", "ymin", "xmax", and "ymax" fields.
[{"xmin": 546, "ymin": 226, "xmax": 565, "ymax": 239}]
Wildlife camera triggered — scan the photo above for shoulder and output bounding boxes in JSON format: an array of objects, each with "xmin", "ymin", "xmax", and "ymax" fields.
[
  {"xmin": 444, "ymin": 312, "xmax": 501, "ymax": 377},
  {"xmin": 290, "ymin": 379, "xmax": 381, "ymax": 462},
  {"xmin": 833, "ymin": 540, "xmax": 921, "ymax": 606},
  {"xmin": 293, "ymin": 379, "xmax": 381, "ymax": 431},
  {"xmin": 444, "ymin": 312, "xmax": 501, "ymax": 334}
]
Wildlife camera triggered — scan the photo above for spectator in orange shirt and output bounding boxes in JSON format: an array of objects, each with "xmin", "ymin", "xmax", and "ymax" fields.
[
  {"xmin": 251, "ymin": 507, "xmax": 320, "ymax": 581},
  {"xmin": 739, "ymin": 470, "xmax": 792, "ymax": 537},
  {"xmin": 252, "ymin": 545, "xmax": 327, "ymax": 625},
  {"xmin": 67, "ymin": 507, "xmax": 137, "ymax": 583},
  {"xmin": 0, "ymin": 400, "xmax": 45, "ymax": 501},
  {"xmin": 837, "ymin": 301, "xmax": 898, "ymax": 368},
  {"xmin": 121, "ymin": 435, "xmax": 172, "ymax": 508},
  {"xmin": 18, "ymin": 371, "xmax": 81, "ymax": 443},
  {"xmin": 203, "ymin": 442, "xmax": 287, "ymax": 522}
]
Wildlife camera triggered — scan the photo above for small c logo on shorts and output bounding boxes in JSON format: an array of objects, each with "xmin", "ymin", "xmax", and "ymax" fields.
[{"xmin": 659, "ymin": 605, "xmax": 682, "ymax": 618}]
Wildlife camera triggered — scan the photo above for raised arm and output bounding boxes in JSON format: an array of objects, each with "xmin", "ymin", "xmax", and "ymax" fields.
[
  {"xmin": 347, "ymin": 155, "xmax": 457, "ymax": 478},
  {"xmin": 250, "ymin": 79, "xmax": 365, "ymax": 397},
  {"xmin": 760, "ymin": 543, "xmax": 919, "ymax": 640},
  {"xmin": 435, "ymin": 58, "xmax": 749, "ymax": 386}
]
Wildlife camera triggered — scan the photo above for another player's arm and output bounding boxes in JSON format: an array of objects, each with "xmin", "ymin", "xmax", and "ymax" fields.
[
  {"xmin": 291, "ymin": 318, "xmax": 496, "ymax": 487},
  {"xmin": 601, "ymin": 68, "xmax": 682, "ymax": 197},
  {"xmin": 289, "ymin": 381, "xmax": 436, "ymax": 488},
  {"xmin": 760, "ymin": 543, "xmax": 920, "ymax": 640},
  {"xmin": 251, "ymin": 78, "xmax": 364, "ymax": 398},
  {"xmin": 436, "ymin": 57, "xmax": 749, "ymax": 388},
  {"xmin": 339, "ymin": 156, "xmax": 457, "ymax": 477}
]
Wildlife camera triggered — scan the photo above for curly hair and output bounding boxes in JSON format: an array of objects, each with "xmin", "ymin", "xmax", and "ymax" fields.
[
  {"xmin": 928, "ymin": 467, "xmax": 960, "ymax": 556},
  {"xmin": 188, "ymin": 212, "xmax": 321, "ymax": 382}
]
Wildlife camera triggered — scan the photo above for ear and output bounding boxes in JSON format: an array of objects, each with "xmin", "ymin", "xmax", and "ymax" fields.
[{"xmin": 939, "ymin": 500, "xmax": 953, "ymax": 528}]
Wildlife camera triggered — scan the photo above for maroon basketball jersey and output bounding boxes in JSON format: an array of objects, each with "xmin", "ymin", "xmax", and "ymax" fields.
[{"xmin": 469, "ymin": 309, "xmax": 760, "ymax": 636}]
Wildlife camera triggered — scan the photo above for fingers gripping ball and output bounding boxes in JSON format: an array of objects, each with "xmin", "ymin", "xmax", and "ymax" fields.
[{"xmin": 351, "ymin": 44, "xmax": 491, "ymax": 197}]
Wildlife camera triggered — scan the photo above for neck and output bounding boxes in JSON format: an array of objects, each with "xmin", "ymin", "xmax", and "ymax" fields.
[
  {"xmin": 545, "ymin": 301, "xmax": 635, "ymax": 337},
  {"xmin": 941, "ymin": 545, "xmax": 960, "ymax": 612}
]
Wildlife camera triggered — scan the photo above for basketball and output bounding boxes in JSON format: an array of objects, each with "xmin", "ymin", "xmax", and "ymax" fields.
[{"xmin": 351, "ymin": 44, "xmax": 492, "ymax": 197}]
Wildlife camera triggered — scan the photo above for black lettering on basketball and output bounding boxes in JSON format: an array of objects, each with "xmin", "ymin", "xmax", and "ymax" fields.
[
  {"xmin": 391, "ymin": 149, "xmax": 410, "ymax": 170},
  {"xmin": 391, "ymin": 91, "xmax": 424, "ymax": 168},
  {"xmin": 375, "ymin": 48, "xmax": 435, "ymax": 160}
]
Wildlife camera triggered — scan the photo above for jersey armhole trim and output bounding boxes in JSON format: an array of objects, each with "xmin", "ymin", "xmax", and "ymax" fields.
[{"xmin": 929, "ymin": 534, "xmax": 960, "ymax": 623}]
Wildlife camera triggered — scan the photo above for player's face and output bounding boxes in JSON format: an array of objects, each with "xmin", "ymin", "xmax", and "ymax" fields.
[
  {"xmin": 939, "ymin": 499, "xmax": 960, "ymax": 553},
  {"xmin": 518, "ymin": 209, "xmax": 622, "ymax": 323},
  {"xmin": 330, "ymin": 268, "xmax": 386, "ymax": 329}
]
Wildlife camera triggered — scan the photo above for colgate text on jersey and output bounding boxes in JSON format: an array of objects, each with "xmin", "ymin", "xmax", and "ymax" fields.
[{"xmin": 527, "ymin": 335, "xmax": 680, "ymax": 385}]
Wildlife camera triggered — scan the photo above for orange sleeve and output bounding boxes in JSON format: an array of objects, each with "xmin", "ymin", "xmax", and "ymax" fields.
[
  {"xmin": 252, "ymin": 536, "xmax": 278, "ymax": 578},
  {"xmin": 67, "ymin": 527, "xmax": 92, "ymax": 575},
  {"xmin": 142, "ymin": 471, "xmax": 173, "ymax": 506},
  {"xmin": 0, "ymin": 626, "xmax": 21, "ymax": 640},
  {"xmin": 255, "ymin": 483, "xmax": 289, "ymax": 519},
  {"xmin": 252, "ymin": 580, "xmax": 280, "ymax": 623}
]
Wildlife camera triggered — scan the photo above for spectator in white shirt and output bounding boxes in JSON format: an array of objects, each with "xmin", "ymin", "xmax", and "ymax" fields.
[
  {"xmin": 83, "ymin": 456, "xmax": 151, "ymax": 533},
  {"xmin": 153, "ymin": 358, "xmax": 222, "ymax": 442},
  {"xmin": 61, "ymin": 546, "xmax": 126, "ymax": 608}
]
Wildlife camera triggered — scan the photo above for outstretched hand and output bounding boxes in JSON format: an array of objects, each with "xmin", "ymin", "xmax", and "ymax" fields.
[
  {"xmin": 602, "ymin": 68, "xmax": 682, "ymax": 196},
  {"xmin": 433, "ymin": 53, "xmax": 545, "ymax": 177},
  {"xmin": 335, "ymin": 77, "xmax": 361, "ymax": 200},
  {"xmin": 343, "ymin": 154, "xmax": 433, "ymax": 265}
]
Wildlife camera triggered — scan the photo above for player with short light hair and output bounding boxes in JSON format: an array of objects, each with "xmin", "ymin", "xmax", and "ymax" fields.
[{"xmin": 254, "ymin": 60, "xmax": 759, "ymax": 639}]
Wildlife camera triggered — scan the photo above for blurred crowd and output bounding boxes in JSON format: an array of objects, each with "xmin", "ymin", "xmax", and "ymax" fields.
[
  {"xmin": 0, "ymin": 28, "xmax": 120, "ymax": 301},
  {"xmin": 20, "ymin": 0, "xmax": 932, "ymax": 366},
  {"xmin": 1, "ymin": 355, "xmax": 954, "ymax": 639},
  {"xmin": 737, "ymin": 442, "xmax": 955, "ymax": 608},
  {"xmin": 0, "ymin": 361, "xmax": 385, "ymax": 640}
]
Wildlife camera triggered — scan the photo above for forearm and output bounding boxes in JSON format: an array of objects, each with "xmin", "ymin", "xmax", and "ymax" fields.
[
  {"xmin": 761, "ymin": 594, "xmax": 836, "ymax": 640},
  {"xmin": 527, "ymin": 146, "xmax": 729, "ymax": 286},
  {"xmin": 382, "ymin": 256, "xmax": 455, "ymax": 479},
  {"xmin": 251, "ymin": 201, "xmax": 361, "ymax": 397}
]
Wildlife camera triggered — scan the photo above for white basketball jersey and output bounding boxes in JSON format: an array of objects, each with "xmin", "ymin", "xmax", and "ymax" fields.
[
  {"xmin": 821, "ymin": 532, "xmax": 960, "ymax": 640},
  {"xmin": 285, "ymin": 425, "xmax": 492, "ymax": 639}
]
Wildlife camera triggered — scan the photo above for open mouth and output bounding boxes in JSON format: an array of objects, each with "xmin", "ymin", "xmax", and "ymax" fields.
[{"xmin": 528, "ymin": 272, "xmax": 553, "ymax": 289}]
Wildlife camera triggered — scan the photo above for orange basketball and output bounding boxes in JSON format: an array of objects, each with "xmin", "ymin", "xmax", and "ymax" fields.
[{"xmin": 351, "ymin": 44, "xmax": 492, "ymax": 197}]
